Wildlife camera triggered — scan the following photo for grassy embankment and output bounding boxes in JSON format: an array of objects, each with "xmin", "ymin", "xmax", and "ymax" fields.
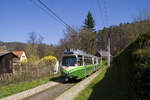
[
  {"xmin": 76, "ymin": 32, "xmax": 150, "ymax": 100},
  {"xmin": 75, "ymin": 65, "xmax": 108, "ymax": 100},
  {"xmin": 0, "ymin": 77, "xmax": 52, "ymax": 98}
]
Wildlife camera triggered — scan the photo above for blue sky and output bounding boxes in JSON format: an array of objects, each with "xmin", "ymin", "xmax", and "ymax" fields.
[{"xmin": 0, "ymin": 0, "xmax": 150, "ymax": 45}]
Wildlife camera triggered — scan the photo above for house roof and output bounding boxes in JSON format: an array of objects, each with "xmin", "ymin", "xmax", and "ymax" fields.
[
  {"xmin": 0, "ymin": 52, "xmax": 18, "ymax": 57},
  {"xmin": 0, "ymin": 52, "xmax": 10, "ymax": 57},
  {"xmin": 12, "ymin": 51, "xmax": 24, "ymax": 58}
]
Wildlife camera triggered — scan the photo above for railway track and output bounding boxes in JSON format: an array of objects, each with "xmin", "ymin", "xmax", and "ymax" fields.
[
  {"xmin": 23, "ymin": 67, "xmax": 104, "ymax": 100},
  {"xmin": 23, "ymin": 78, "xmax": 78, "ymax": 100}
]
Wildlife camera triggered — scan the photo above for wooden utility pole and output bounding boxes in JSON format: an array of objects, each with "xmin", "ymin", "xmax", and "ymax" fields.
[
  {"xmin": 107, "ymin": 36, "xmax": 110, "ymax": 66},
  {"xmin": 107, "ymin": 28, "xmax": 111, "ymax": 66}
]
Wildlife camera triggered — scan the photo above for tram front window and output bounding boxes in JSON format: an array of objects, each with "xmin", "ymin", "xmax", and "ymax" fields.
[{"xmin": 62, "ymin": 56, "xmax": 77, "ymax": 66}]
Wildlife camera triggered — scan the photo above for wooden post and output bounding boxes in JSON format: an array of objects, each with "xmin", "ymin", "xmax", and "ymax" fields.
[{"xmin": 107, "ymin": 37, "xmax": 110, "ymax": 66}]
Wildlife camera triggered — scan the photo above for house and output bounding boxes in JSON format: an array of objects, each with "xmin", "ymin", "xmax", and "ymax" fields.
[
  {"xmin": 0, "ymin": 52, "xmax": 17, "ymax": 74},
  {"xmin": 12, "ymin": 51, "xmax": 27, "ymax": 63}
]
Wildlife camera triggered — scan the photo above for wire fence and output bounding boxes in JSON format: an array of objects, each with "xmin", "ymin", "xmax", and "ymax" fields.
[{"xmin": 0, "ymin": 63, "xmax": 54, "ymax": 85}]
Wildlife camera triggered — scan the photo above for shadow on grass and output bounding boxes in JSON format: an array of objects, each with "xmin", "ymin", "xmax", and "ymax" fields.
[{"xmin": 87, "ymin": 65, "xmax": 132, "ymax": 100}]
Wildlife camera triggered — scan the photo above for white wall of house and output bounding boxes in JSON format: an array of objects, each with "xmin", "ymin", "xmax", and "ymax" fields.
[{"xmin": 20, "ymin": 52, "xmax": 27, "ymax": 62}]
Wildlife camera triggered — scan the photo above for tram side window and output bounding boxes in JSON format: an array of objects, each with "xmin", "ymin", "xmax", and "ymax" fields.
[
  {"xmin": 98, "ymin": 59, "xmax": 101, "ymax": 64},
  {"xmin": 78, "ymin": 56, "xmax": 83, "ymax": 66},
  {"xmin": 90, "ymin": 57, "xmax": 93, "ymax": 64},
  {"xmin": 94, "ymin": 58, "xmax": 96, "ymax": 64},
  {"xmin": 96, "ymin": 58, "xmax": 98, "ymax": 64},
  {"xmin": 84, "ymin": 57, "xmax": 92, "ymax": 65},
  {"xmin": 84, "ymin": 57, "xmax": 87, "ymax": 65}
]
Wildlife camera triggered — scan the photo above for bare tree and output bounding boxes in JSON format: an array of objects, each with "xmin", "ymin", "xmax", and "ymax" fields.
[
  {"xmin": 134, "ymin": 9, "xmax": 150, "ymax": 22},
  {"xmin": 79, "ymin": 28, "xmax": 96, "ymax": 54},
  {"xmin": 28, "ymin": 32, "xmax": 37, "ymax": 45},
  {"xmin": 37, "ymin": 35, "xmax": 46, "ymax": 58},
  {"xmin": 26, "ymin": 32, "xmax": 38, "ymax": 57},
  {"xmin": 61, "ymin": 27, "xmax": 80, "ymax": 50}
]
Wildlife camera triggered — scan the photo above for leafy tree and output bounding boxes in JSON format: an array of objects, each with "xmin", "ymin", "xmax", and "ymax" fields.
[{"xmin": 84, "ymin": 11, "xmax": 95, "ymax": 29}]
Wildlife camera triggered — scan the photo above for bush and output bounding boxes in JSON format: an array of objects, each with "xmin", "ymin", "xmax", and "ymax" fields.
[
  {"xmin": 21, "ymin": 59, "xmax": 28, "ymax": 64},
  {"xmin": 40, "ymin": 56, "xmax": 57, "ymax": 67},
  {"xmin": 27, "ymin": 55, "xmax": 40, "ymax": 66}
]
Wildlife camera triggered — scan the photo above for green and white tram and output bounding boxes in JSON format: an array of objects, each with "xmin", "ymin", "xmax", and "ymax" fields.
[{"xmin": 60, "ymin": 49, "xmax": 101, "ymax": 81}]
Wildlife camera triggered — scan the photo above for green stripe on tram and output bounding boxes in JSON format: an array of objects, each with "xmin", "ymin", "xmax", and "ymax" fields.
[{"xmin": 61, "ymin": 64, "xmax": 102, "ymax": 80}]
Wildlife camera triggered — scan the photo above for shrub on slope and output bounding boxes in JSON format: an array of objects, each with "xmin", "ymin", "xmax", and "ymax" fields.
[{"xmin": 112, "ymin": 32, "xmax": 150, "ymax": 100}]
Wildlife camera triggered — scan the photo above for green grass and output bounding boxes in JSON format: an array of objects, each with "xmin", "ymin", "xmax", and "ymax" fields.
[
  {"xmin": 0, "ymin": 77, "xmax": 52, "ymax": 98},
  {"xmin": 75, "ymin": 66, "xmax": 108, "ymax": 100}
]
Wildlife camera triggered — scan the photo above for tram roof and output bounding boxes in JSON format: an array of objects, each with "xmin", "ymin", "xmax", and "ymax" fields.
[{"xmin": 63, "ymin": 49, "xmax": 99, "ymax": 58}]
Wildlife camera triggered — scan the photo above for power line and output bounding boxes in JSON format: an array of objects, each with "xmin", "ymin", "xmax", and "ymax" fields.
[
  {"xmin": 89, "ymin": 0, "xmax": 96, "ymax": 23},
  {"xmin": 96, "ymin": 0, "xmax": 105, "ymax": 28},
  {"xmin": 37, "ymin": 0, "xmax": 73, "ymax": 29},
  {"xmin": 97, "ymin": 0, "xmax": 110, "ymax": 66},
  {"xmin": 29, "ymin": 0, "xmax": 65, "ymax": 26},
  {"xmin": 96, "ymin": 0, "xmax": 109, "ymax": 27},
  {"xmin": 103, "ymin": 0, "xmax": 109, "ymax": 26},
  {"xmin": 89, "ymin": 0, "xmax": 100, "ymax": 29},
  {"xmin": 103, "ymin": 0, "xmax": 110, "ymax": 66}
]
